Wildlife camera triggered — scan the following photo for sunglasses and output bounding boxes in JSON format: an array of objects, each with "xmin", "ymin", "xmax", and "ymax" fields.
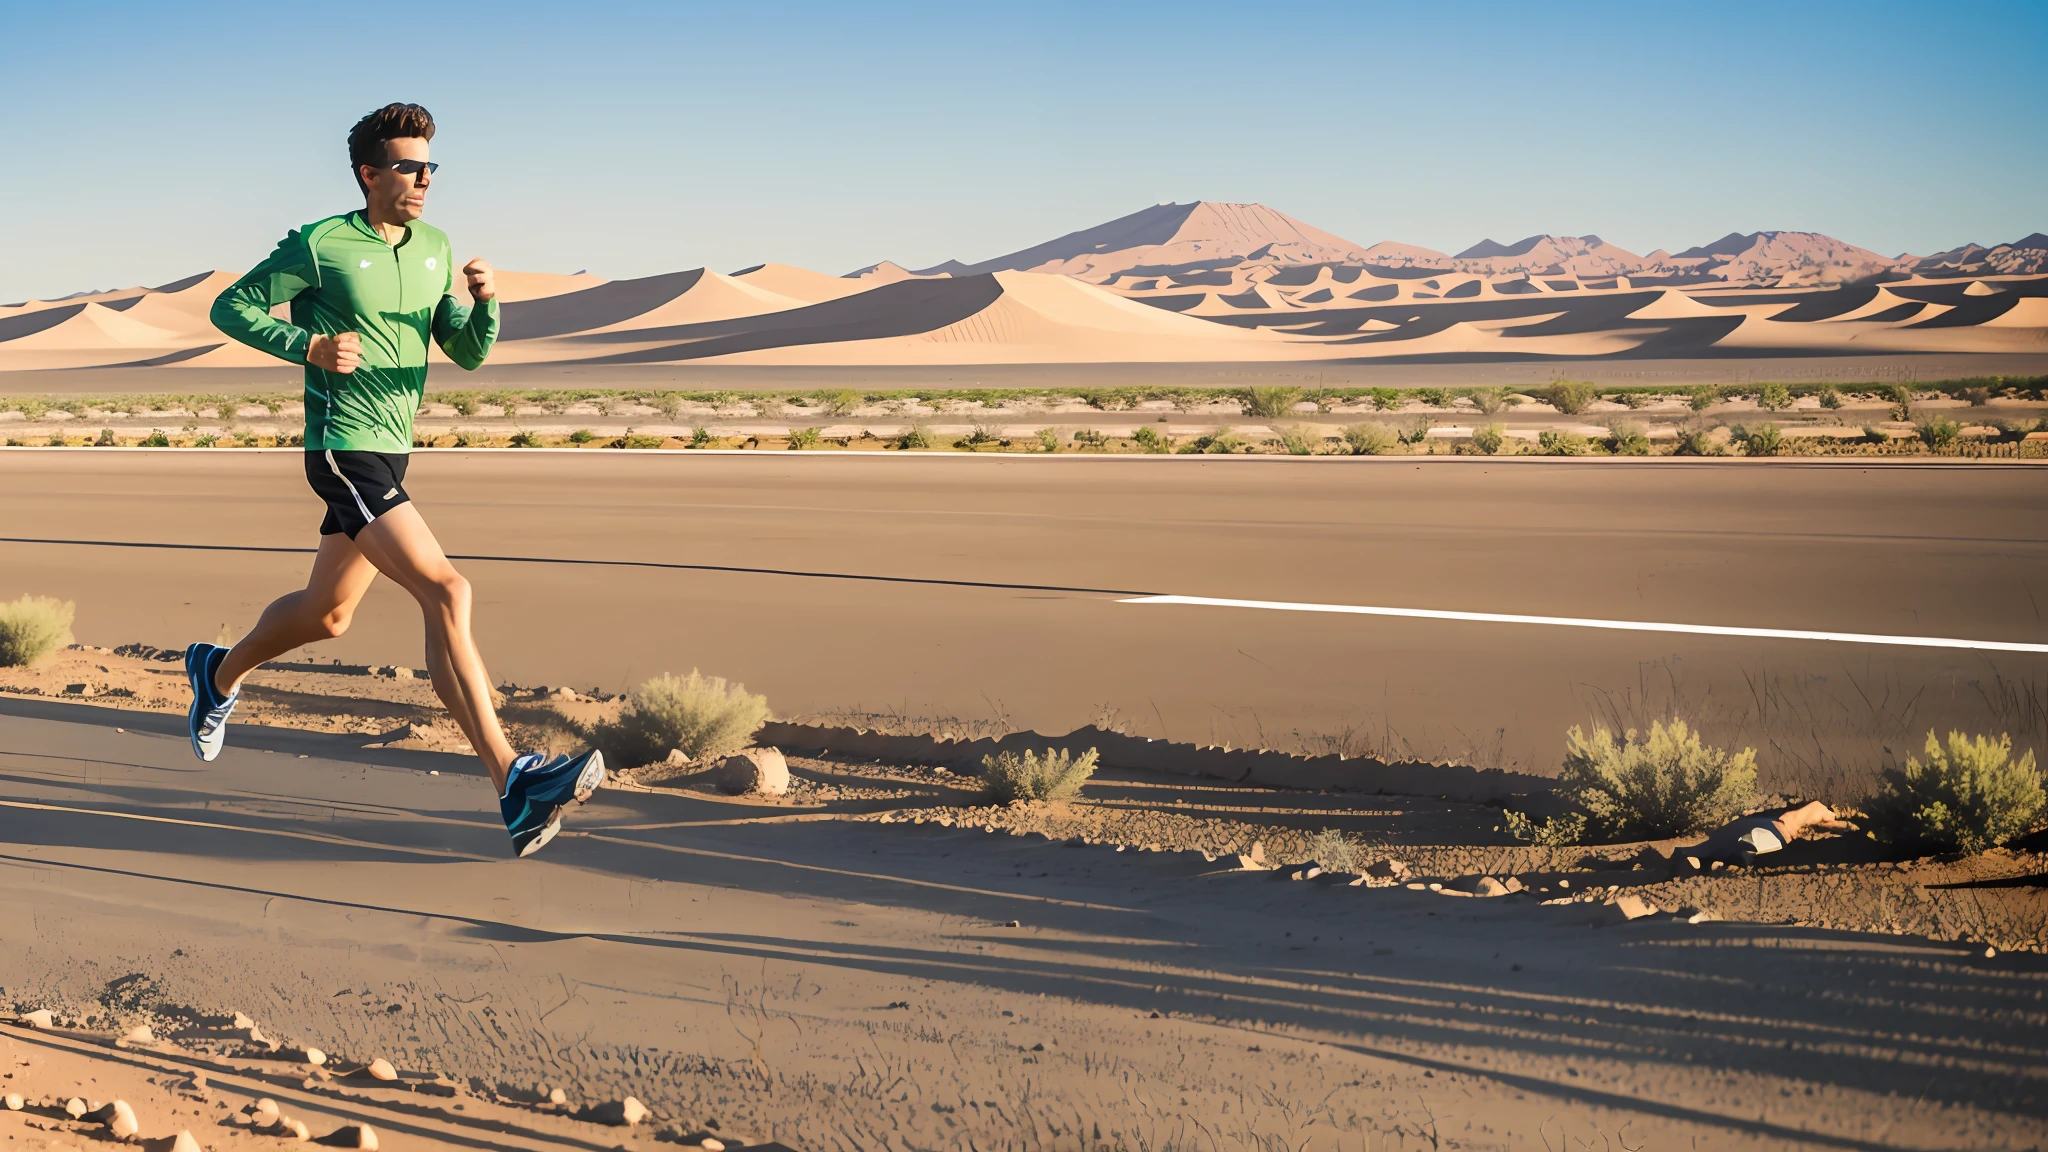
[{"xmin": 372, "ymin": 159, "xmax": 439, "ymax": 178}]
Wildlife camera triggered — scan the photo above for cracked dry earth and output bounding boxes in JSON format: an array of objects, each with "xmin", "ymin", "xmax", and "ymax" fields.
[{"xmin": 2, "ymin": 651, "xmax": 2047, "ymax": 1148}]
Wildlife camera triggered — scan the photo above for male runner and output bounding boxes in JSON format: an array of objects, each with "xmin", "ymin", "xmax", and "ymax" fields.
[{"xmin": 191, "ymin": 102, "xmax": 603, "ymax": 857}]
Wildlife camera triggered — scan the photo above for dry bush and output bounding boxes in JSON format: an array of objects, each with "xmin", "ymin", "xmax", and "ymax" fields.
[
  {"xmin": 594, "ymin": 670, "xmax": 769, "ymax": 769},
  {"xmin": 1305, "ymin": 828, "xmax": 1381, "ymax": 871},
  {"xmin": 1545, "ymin": 380, "xmax": 1597, "ymax": 414},
  {"xmin": 1471, "ymin": 423, "xmax": 1506, "ymax": 455},
  {"xmin": 1244, "ymin": 385, "xmax": 1305, "ymax": 418},
  {"xmin": 1503, "ymin": 810, "xmax": 1589, "ymax": 846},
  {"xmin": 1341, "ymin": 422, "xmax": 1397, "ymax": 455},
  {"xmin": 0, "ymin": 595, "xmax": 75, "ymax": 667},
  {"xmin": 1865, "ymin": 731, "xmax": 2044, "ymax": 854},
  {"xmin": 981, "ymin": 747, "xmax": 1098, "ymax": 804},
  {"xmin": 1278, "ymin": 424, "xmax": 1319, "ymax": 455},
  {"xmin": 1557, "ymin": 719, "xmax": 1758, "ymax": 841}
]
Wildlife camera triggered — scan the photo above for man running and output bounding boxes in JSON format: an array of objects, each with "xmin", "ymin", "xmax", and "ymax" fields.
[{"xmin": 193, "ymin": 102, "xmax": 602, "ymax": 857}]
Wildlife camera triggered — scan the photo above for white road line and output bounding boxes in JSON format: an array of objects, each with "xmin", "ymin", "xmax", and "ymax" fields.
[{"xmin": 1119, "ymin": 595, "xmax": 2048, "ymax": 654}]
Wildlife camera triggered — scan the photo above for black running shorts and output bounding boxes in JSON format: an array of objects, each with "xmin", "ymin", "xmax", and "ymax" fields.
[{"xmin": 304, "ymin": 450, "xmax": 412, "ymax": 538}]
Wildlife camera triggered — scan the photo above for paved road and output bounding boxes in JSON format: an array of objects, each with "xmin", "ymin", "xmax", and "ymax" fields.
[
  {"xmin": 3, "ymin": 450, "xmax": 2045, "ymax": 785},
  {"xmin": 2, "ymin": 701, "xmax": 2041, "ymax": 1148}
]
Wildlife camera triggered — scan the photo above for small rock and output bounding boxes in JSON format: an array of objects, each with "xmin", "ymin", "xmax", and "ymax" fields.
[
  {"xmin": 1502, "ymin": 876, "xmax": 1525, "ymax": 893},
  {"xmin": 171, "ymin": 1132, "xmax": 203, "ymax": 1152},
  {"xmin": 277, "ymin": 1116, "xmax": 310, "ymax": 1141},
  {"xmin": 1686, "ymin": 910, "xmax": 1719, "ymax": 925},
  {"xmin": 23, "ymin": 1009, "xmax": 53, "ymax": 1029},
  {"xmin": 590, "ymin": 1097, "xmax": 650, "ymax": 1126},
  {"xmin": 1474, "ymin": 876, "xmax": 1509, "ymax": 897},
  {"xmin": 547, "ymin": 1088, "xmax": 567, "ymax": 1106},
  {"xmin": 66, "ymin": 1097, "xmax": 88, "ymax": 1119},
  {"xmin": 327, "ymin": 1125, "xmax": 378, "ymax": 1151},
  {"xmin": 715, "ymin": 747, "xmax": 789, "ymax": 796},
  {"xmin": 1246, "ymin": 840, "xmax": 1267, "ymax": 866},
  {"xmin": 304, "ymin": 1048, "xmax": 326, "ymax": 1066},
  {"xmin": 232, "ymin": 1011, "xmax": 256, "ymax": 1030},
  {"xmin": 663, "ymin": 749, "xmax": 692, "ymax": 768},
  {"xmin": 252, "ymin": 1099, "xmax": 280, "ymax": 1121},
  {"xmin": 700, "ymin": 1140, "xmax": 725, "ymax": 1152},
  {"xmin": 1984, "ymin": 946, "xmax": 1998, "ymax": 959},
  {"xmin": 3, "ymin": 1094, "xmax": 22, "ymax": 1111},
  {"xmin": 1613, "ymin": 894, "xmax": 1655, "ymax": 921},
  {"xmin": 109, "ymin": 1099, "xmax": 140, "ymax": 1139},
  {"xmin": 122, "ymin": 1024, "xmax": 155, "ymax": 1044},
  {"xmin": 366, "ymin": 1058, "xmax": 398, "ymax": 1081}
]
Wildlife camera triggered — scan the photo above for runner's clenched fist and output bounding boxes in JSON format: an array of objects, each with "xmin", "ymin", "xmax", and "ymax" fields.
[
  {"xmin": 464, "ymin": 258, "xmax": 496, "ymax": 303},
  {"xmin": 307, "ymin": 332, "xmax": 361, "ymax": 374}
]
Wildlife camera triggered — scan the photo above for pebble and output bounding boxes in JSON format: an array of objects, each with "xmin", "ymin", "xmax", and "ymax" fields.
[
  {"xmin": 329, "ymin": 1125, "xmax": 378, "ymax": 1150},
  {"xmin": 548, "ymin": 1088, "xmax": 567, "ymax": 1106},
  {"xmin": 171, "ymin": 1132, "xmax": 203, "ymax": 1152},
  {"xmin": 65, "ymin": 1098, "xmax": 87, "ymax": 1119},
  {"xmin": 121, "ymin": 1024, "xmax": 155, "ymax": 1044},
  {"xmin": 304, "ymin": 1048, "xmax": 327, "ymax": 1066},
  {"xmin": 108, "ymin": 1099, "xmax": 139, "ymax": 1139},
  {"xmin": 1985, "ymin": 946, "xmax": 1998, "ymax": 958},
  {"xmin": 233, "ymin": 1012, "xmax": 256, "ymax": 1030},
  {"xmin": 716, "ymin": 747, "xmax": 789, "ymax": 796},
  {"xmin": 3, "ymin": 1094, "xmax": 21, "ymax": 1111},
  {"xmin": 23, "ymin": 1009, "xmax": 53, "ymax": 1029},
  {"xmin": 1474, "ymin": 876, "xmax": 1509, "ymax": 897},
  {"xmin": 1613, "ymin": 894, "xmax": 1656, "ymax": 921},
  {"xmin": 367, "ymin": 1058, "xmax": 398, "ymax": 1081},
  {"xmin": 253, "ymin": 1099, "xmax": 280, "ymax": 1121},
  {"xmin": 700, "ymin": 1140, "xmax": 726, "ymax": 1151}
]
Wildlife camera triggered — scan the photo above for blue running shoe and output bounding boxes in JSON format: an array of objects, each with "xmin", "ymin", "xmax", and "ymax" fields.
[
  {"xmin": 184, "ymin": 643, "xmax": 239, "ymax": 762},
  {"xmin": 500, "ymin": 749, "xmax": 606, "ymax": 858}
]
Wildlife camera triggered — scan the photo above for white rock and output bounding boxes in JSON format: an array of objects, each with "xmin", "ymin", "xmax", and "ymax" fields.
[
  {"xmin": 3, "ymin": 1094, "xmax": 22, "ymax": 1110},
  {"xmin": 121, "ymin": 1024, "xmax": 155, "ymax": 1044},
  {"xmin": 253, "ymin": 1099, "xmax": 280, "ymax": 1121},
  {"xmin": 547, "ymin": 1087, "xmax": 566, "ymax": 1105},
  {"xmin": 701, "ymin": 1139, "xmax": 726, "ymax": 1151},
  {"xmin": 109, "ymin": 1099, "xmax": 139, "ymax": 1139},
  {"xmin": 663, "ymin": 749, "xmax": 692, "ymax": 768},
  {"xmin": 715, "ymin": 747, "xmax": 789, "ymax": 796},
  {"xmin": 232, "ymin": 1011, "xmax": 256, "ymax": 1030},
  {"xmin": 171, "ymin": 1132, "xmax": 203, "ymax": 1152},
  {"xmin": 367, "ymin": 1058, "xmax": 398, "ymax": 1081},
  {"xmin": 620, "ymin": 1097, "xmax": 649, "ymax": 1126},
  {"xmin": 23, "ymin": 1009, "xmax": 53, "ymax": 1029},
  {"xmin": 304, "ymin": 1048, "xmax": 326, "ymax": 1066},
  {"xmin": 65, "ymin": 1098, "xmax": 87, "ymax": 1118}
]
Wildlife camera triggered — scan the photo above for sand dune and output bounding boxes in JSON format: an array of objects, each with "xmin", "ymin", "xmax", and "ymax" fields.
[{"xmin": 733, "ymin": 262, "xmax": 872, "ymax": 303}]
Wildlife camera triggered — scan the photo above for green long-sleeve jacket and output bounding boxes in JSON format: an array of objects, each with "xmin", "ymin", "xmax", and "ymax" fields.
[{"xmin": 211, "ymin": 211, "xmax": 498, "ymax": 453}]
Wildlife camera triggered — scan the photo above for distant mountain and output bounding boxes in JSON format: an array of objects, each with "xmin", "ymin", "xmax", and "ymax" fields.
[
  {"xmin": 1652, "ymin": 230, "xmax": 1902, "ymax": 286},
  {"xmin": 1448, "ymin": 235, "xmax": 1642, "ymax": 279},
  {"xmin": 1911, "ymin": 233, "xmax": 2048, "ymax": 277},
  {"xmin": 892, "ymin": 201, "xmax": 1377, "ymax": 283}
]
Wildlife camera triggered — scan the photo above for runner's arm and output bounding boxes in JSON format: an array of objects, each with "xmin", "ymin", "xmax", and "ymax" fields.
[
  {"xmin": 432, "ymin": 291, "xmax": 499, "ymax": 370},
  {"xmin": 210, "ymin": 231, "xmax": 318, "ymax": 364}
]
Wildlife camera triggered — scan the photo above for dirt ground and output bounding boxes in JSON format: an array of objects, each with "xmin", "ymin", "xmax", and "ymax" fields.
[{"xmin": 3, "ymin": 651, "xmax": 2046, "ymax": 1149}]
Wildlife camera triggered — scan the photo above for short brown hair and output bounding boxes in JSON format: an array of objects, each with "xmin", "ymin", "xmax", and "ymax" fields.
[{"xmin": 347, "ymin": 103, "xmax": 435, "ymax": 194}]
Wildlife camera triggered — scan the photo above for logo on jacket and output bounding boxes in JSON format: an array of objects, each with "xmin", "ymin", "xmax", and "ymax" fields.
[
  {"xmin": 425, "ymin": 257, "xmax": 437, "ymax": 270},
  {"xmin": 359, "ymin": 259, "xmax": 371, "ymax": 268}
]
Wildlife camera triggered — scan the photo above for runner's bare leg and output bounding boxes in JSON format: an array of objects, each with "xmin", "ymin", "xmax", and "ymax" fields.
[
  {"xmin": 350, "ymin": 503, "xmax": 519, "ymax": 791},
  {"xmin": 214, "ymin": 534, "xmax": 379, "ymax": 694}
]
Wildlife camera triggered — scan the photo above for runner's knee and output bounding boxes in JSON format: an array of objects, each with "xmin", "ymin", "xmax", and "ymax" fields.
[
  {"xmin": 314, "ymin": 605, "xmax": 354, "ymax": 639},
  {"xmin": 422, "ymin": 570, "xmax": 471, "ymax": 612}
]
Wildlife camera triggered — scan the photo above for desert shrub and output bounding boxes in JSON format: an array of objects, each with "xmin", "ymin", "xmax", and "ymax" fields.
[
  {"xmin": 787, "ymin": 426, "xmax": 822, "ymax": 450},
  {"xmin": 1885, "ymin": 383, "xmax": 1914, "ymax": 420},
  {"xmin": 1279, "ymin": 424, "xmax": 1319, "ymax": 455},
  {"xmin": 1961, "ymin": 386, "xmax": 1991, "ymax": 406},
  {"xmin": 1466, "ymin": 387, "xmax": 1508, "ymax": 414},
  {"xmin": 509, "ymin": 429, "xmax": 542, "ymax": 448},
  {"xmin": 895, "ymin": 424, "xmax": 934, "ymax": 449},
  {"xmin": 1687, "ymin": 385, "xmax": 1719, "ymax": 412},
  {"xmin": 622, "ymin": 433, "xmax": 663, "ymax": 449},
  {"xmin": 1130, "ymin": 425, "xmax": 1171, "ymax": 452},
  {"xmin": 1538, "ymin": 429, "xmax": 1592, "ymax": 456},
  {"xmin": 827, "ymin": 388, "xmax": 864, "ymax": 415},
  {"xmin": 47, "ymin": 433, "xmax": 66, "ymax": 447},
  {"xmin": 1341, "ymin": 422, "xmax": 1397, "ymax": 455},
  {"xmin": 594, "ymin": 670, "xmax": 770, "ymax": 769},
  {"xmin": 690, "ymin": 426, "xmax": 714, "ymax": 448},
  {"xmin": 1179, "ymin": 428, "xmax": 1245, "ymax": 454},
  {"xmin": 1605, "ymin": 421, "xmax": 1650, "ymax": 455},
  {"xmin": 981, "ymin": 746, "xmax": 1099, "ymax": 804},
  {"xmin": 652, "ymin": 393, "xmax": 685, "ymax": 420},
  {"xmin": 1306, "ymin": 828, "xmax": 1378, "ymax": 872},
  {"xmin": 0, "ymin": 595, "xmax": 75, "ymax": 667},
  {"xmin": 954, "ymin": 423, "xmax": 999, "ymax": 449},
  {"xmin": 1503, "ymin": 810, "xmax": 1588, "ymax": 846},
  {"xmin": 194, "ymin": 433, "xmax": 219, "ymax": 448},
  {"xmin": 236, "ymin": 432, "xmax": 259, "ymax": 447},
  {"xmin": 568, "ymin": 428, "xmax": 595, "ymax": 444},
  {"xmin": 95, "ymin": 428, "xmax": 116, "ymax": 446},
  {"xmin": 1618, "ymin": 390, "xmax": 1653, "ymax": 409},
  {"xmin": 1471, "ymin": 423, "xmax": 1506, "ymax": 455},
  {"xmin": 1758, "ymin": 381, "xmax": 1791, "ymax": 411},
  {"xmin": 1556, "ymin": 719, "xmax": 1758, "ymax": 841},
  {"xmin": 1819, "ymin": 384, "xmax": 1844, "ymax": 409},
  {"xmin": 1414, "ymin": 387, "xmax": 1450, "ymax": 408},
  {"xmin": 1071, "ymin": 428, "xmax": 1106, "ymax": 449},
  {"xmin": 1918, "ymin": 415, "xmax": 1961, "ymax": 449},
  {"xmin": 449, "ymin": 395, "xmax": 479, "ymax": 417},
  {"xmin": 1865, "ymin": 731, "xmax": 2043, "ymax": 855},
  {"xmin": 1675, "ymin": 428, "xmax": 1719, "ymax": 456},
  {"xmin": 140, "ymin": 429, "xmax": 170, "ymax": 447},
  {"xmin": 1367, "ymin": 387, "xmax": 1400, "ymax": 411},
  {"xmin": 1740, "ymin": 423, "xmax": 1783, "ymax": 456},
  {"xmin": 1545, "ymin": 380, "xmax": 1596, "ymax": 415},
  {"xmin": 1035, "ymin": 427, "xmax": 1059, "ymax": 452},
  {"xmin": 1244, "ymin": 385, "xmax": 1304, "ymax": 418}
]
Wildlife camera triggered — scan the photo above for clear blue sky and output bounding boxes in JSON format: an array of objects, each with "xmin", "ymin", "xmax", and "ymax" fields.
[{"xmin": 4, "ymin": 0, "xmax": 2043, "ymax": 300}]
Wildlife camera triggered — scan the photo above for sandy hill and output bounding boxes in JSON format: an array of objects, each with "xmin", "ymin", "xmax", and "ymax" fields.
[
  {"xmin": 735, "ymin": 262, "xmax": 874, "ymax": 303},
  {"xmin": 1912, "ymin": 233, "xmax": 2048, "ymax": 277},
  {"xmin": 903, "ymin": 201, "xmax": 1377, "ymax": 283},
  {"xmin": 1654, "ymin": 230, "xmax": 1905, "ymax": 286}
]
